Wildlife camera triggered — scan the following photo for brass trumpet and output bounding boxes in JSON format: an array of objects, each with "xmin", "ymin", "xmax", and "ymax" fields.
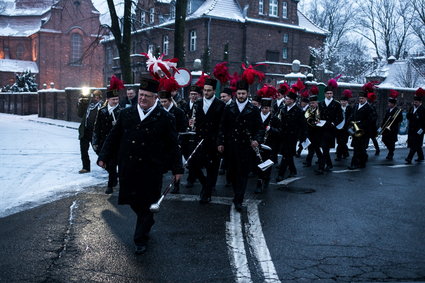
[{"xmin": 348, "ymin": 121, "xmax": 364, "ymax": 137}]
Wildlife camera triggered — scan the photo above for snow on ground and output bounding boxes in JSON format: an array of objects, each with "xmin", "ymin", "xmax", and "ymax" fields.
[{"xmin": 0, "ymin": 113, "xmax": 107, "ymax": 218}]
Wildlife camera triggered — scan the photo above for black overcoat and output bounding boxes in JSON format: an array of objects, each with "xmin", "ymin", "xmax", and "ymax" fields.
[
  {"xmin": 407, "ymin": 105, "xmax": 425, "ymax": 148},
  {"xmin": 318, "ymin": 99, "xmax": 343, "ymax": 148},
  {"xmin": 277, "ymin": 104, "xmax": 305, "ymax": 156},
  {"xmin": 98, "ymin": 105, "xmax": 183, "ymax": 207},
  {"xmin": 92, "ymin": 105, "xmax": 122, "ymax": 154},
  {"xmin": 349, "ymin": 103, "xmax": 374, "ymax": 145},
  {"xmin": 381, "ymin": 106, "xmax": 403, "ymax": 144}
]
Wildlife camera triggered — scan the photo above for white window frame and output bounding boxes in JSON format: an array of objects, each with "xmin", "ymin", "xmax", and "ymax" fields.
[
  {"xmin": 269, "ymin": 0, "xmax": 278, "ymax": 17},
  {"xmin": 149, "ymin": 8, "xmax": 155, "ymax": 23},
  {"xmin": 283, "ymin": 33, "xmax": 289, "ymax": 43},
  {"xmin": 71, "ymin": 33, "xmax": 82, "ymax": 65},
  {"xmin": 170, "ymin": 5, "xmax": 175, "ymax": 19},
  {"xmin": 163, "ymin": 35, "xmax": 169, "ymax": 56},
  {"xmin": 141, "ymin": 11, "xmax": 145, "ymax": 25},
  {"xmin": 189, "ymin": 30, "xmax": 197, "ymax": 52},
  {"xmin": 148, "ymin": 44, "xmax": 154, "ymax": 54},
  {"xmin": 259, "ymin": 0, "xmax": 264, "ymax": 15},
  {"xmin": 187, "ymin": 0, "xmax": 192, "ymax": 14},
  {"xmin": 282, "ymin": 1, "xmax": 288, "ymax": 18},
  {"xmin": 282, "ymin": 47, "xmax": 288, "ymax": 59}
]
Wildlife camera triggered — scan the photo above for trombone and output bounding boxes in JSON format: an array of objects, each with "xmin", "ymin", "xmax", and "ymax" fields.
[{"xmin": 379, "ymin": 108, "xmax": 402, "ymax": 135}]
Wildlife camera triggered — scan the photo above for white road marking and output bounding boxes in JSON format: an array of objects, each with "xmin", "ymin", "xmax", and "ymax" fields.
[
  {"xmin": 226, "ymin": 204, "xmax": 252, "ymax": 282},
  {"xmin": 387, "ymin": 164, "xmax": 414, "ymax": 168},
  {"xmin": 271, "ymin": 176, "xmax": 305, "ymax": 185},
  {"xmin": 332, "ymin": 169, "xmax": 361, "ymax": 173},
  {"xmin": 245, "ymin": 200, "xmax": 281, "ymax": 282}
]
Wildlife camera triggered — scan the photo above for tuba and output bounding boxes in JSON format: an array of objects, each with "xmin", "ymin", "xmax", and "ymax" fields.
[
  {"xmin": 348, "ymin": 121, "xmax": 364, "ymax": 137},
  {"xmin": 305, "ymin": 107, "xmax": 320, "ymax": 127}
]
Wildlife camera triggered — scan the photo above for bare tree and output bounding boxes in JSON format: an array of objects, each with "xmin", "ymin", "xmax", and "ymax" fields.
[
  {"xmin": 412, "ymin": 0, "xmax": 425, "ymax": 49},
  {"xmin": 105, "ymin": 0, "xmax": 133, "ymax": 84},
  {"xmin": 396, "ymin": 59, "xmax": 421, "ymax": 88},
  {"xmin": 356, "ymin": 0, "xmax": 413, "ymax": 59}
]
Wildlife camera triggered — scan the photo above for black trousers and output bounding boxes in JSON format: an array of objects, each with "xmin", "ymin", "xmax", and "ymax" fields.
[
  {"xmin": 191, "ymin": 151, "xmax": 220, "ymax": 199},
  {"xmin": 79, "ymin": 136, "xmax": 91, "ymax": 171},
  {"xmin": 106, "ymin": 158, "xmax": 118, "ymax": 187},
  {"xmin": 130, "ymin": 204, "xmax": 155, "ymax": 246},
  {"xmin": 336, "ymin": 130, "xmax": 349, "ymax": 158},
  {"xmin": 351, "ymin": 136, "xmax": 369, "ymax": 168}
]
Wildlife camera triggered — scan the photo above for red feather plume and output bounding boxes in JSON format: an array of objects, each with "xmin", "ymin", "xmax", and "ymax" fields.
[
  {"xmin": 241, "ymin": 63, "xmax": 265, "ymax": 85},
  {"xmin": 415, "ymin": 87, "xmax": 425, "ymax": 97},
  {"xmin": 195, "ymin": 72, "xmax": 210, "ymax": 88},
  {"xmin": 362, "ymin": 81, "xmax": 378, "ymax": 93},
  {"xmin": 367, "ymin": 92, "xmax": 377, "ymax": 102},
  {"xmin": 109, "ymin": 75, "xmax": 125, "ymax": 91},
  {"xmin": 389, "ymin": 89, "xmax": 399, "ymax": 99},
  {"xmin": 342, "ymin": 89, "xmax": 353, "ymax": 98},
  {"xmin": 229, "ymin": 72, "xmax": 240, "ymax": 92},
  {"xmin": 213, "ymin": 62, "xmax": 230, "ymax": 84},
  {"xmin": 159, "ymin": 77, "xmax": 180, "ymax": 92},
  {"xmin": 278, "ymin": 82, "xmax": 290, "ymax": 94},
  {"xmin": 291, "ymin": 78, "xmax": 305, "ymax": 92},
  {"xmin": 310, "ymin": 85, "xmax": 319, "ymax": 95},
  {"xmin": 257, "ymin": 84, "xmax": 278, "ymax": 99},
  {"xmin": 300, "ymin": 89, "xmax": 309, "ymax": 98}
]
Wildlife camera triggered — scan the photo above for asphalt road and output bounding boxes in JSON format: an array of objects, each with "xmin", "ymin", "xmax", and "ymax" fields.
[{"xmin": 1, "ymin": 147, "xmax": 424, "ymax": 282}]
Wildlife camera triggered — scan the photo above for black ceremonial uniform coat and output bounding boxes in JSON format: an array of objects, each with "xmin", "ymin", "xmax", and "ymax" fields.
[
  {"xmin": 193, "ymin": 97, "xmax": 226, "ymax": 160},
  {"xmin": 277, "ymin": 104, "xmax": 306, "ymax": 156},
  {"xmin": 92, "ymin": 105, "xmax": 122, "ymax": 154},
  {"xmin": 381, "ymin": 106, "xmax": 403, "ymax": 144},
  {"xmin": 218, "ymin": 101, "xmax": 264, "ymax": 166},
  {"xmin": 349, "ymin": 103, "xmax": 374, "ymax": 141},
  {"xmin": 98, "ymin": 105, "xmax": 183, "ymax": 207},
  {"xmin": 261, "ymin": 112, "xmax": 281, "ymax": 162},
  {"xmin": 407, "ymin": 104, "xmax": 425, "ymax": 148},
  {"xmin": 318, "ymin": 99, "xmax": 343, "ymax": 148},
  {"xmin": 168, "ymin": 104, "xmax": 188, "ymax": 133}
]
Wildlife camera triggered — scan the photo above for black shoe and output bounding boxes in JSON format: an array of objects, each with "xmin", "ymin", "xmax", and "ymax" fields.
[
  {"xmin": 405, "ymin": 158, "xmax": 412, "ymax": 164},
  {"xmin": 199, "ymin": 196, "xmax": 211, "ymax": 204},
  {"xmin": 375, "ymin": 150, "xmax": 380, "ymax": 156},
  {"xmin": 347, "ymin": 166, "xmax": 359, "ymax": 170},
  {"xmin": 170, "ymin": 186, "xmax": 180, "ymax": 194},
  {"xmin": 105, "ymin": 187, "xmax": 113, "ymax": 194},
  {"xmin": 314, "ymin": 169, "xmax": 324, "ymax": 175},
  {"xmin": 135, "ymin": 244, "xmax": 147, "ymax": 255},
  {"xmin": 276, "ymin": 175, "xmax": 285, "ymax": 182},
  {"xmin": 386, "ymin": 156, "xmax": 393, "ymax": 160},
  {"xmin": 185, "ymin": 182, "xmax": 194, "ymax": 188},
  {"xmin": 415, "ymin": 158, "xmax": 424, "ymax": 162},
  {"xmin": 234, "ymin": 203, "xmax": 242, "ymax": 212},
  {"xmin": 78, "ymin": 169, "xmax": 90, "ymax": 174},
  {"xmin": 324, "ymin": 165, "xmax": 333, "ymax": 171},
  {"xmin": 288, "ymin": 172, "xmax": 297, "ymax": 178}
]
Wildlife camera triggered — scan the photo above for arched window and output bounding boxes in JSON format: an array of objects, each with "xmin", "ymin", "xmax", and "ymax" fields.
[{"xmin": 70, "ymin": 33, "xmax": 82, "ymax": 65}]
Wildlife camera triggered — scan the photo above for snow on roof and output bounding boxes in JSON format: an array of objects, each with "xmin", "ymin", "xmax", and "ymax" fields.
[
  {"xmin": 91, "ymin": 0, "xmax": 134, "ymax": 26},
  {"xmin": 0, "ymin": 16, "xmax": 42, "ymax": 36},
  {"xmin": 373, "ymin": 61, "xmax": 425, "ymax": 89},
  {"xmin": 0, "ymin": 59, "xmax": 39, "ymax": 73},
  {"xmin": 187, "ymin": 0, "xmax": 244, "ymax": 22},
  {"xmin": 0, "ymin": 0, "xmax": 52, "ymax": 16}
]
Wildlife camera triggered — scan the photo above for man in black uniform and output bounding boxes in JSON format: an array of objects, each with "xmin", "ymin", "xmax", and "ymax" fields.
[
  {"xmin": 381, "ymin": 90, "xmax": 403, "ymax": 160},
  {"xmin": 189, "ymin": 78, "xmax": 225, "ymax": 203},
  {"xmin": 276, "ymin": 90, "xmax": 306, "ymax": 182},
  {"xmin": 182, "ymin": 85, "xmax": 202, "ymax": 188},
  {"xmin": 97, "ymin": 78, "xmax": 183, "ymax": 255},
  {"xmin": 218, "ymin": 80, "xmax": 264, "ymax": 211},
  {"xmin": 93, "ymin": 87, "xmax": 122, "ymax": 194},
  {"xmin": 119, "ymin": 87, "xmax": 138, "ymax": 108},
  {"xmin": 159, "ymin": 90, "xmax": 188, "ymax": 194},
  {"xmin": 77, "ymin": 89, "xmax": 103, "ymax": 174},
  {"xmin": 348, "ymin": 91, "xmax": 374, "ymax": 169},
  {"xmin": 335, "ymin": 90, "xmax": 353, "ymax": 161},
  {"xmin": 405, "ymin": 88, "xmax": 425, "ymax": 164},
  {"xmin": 316, "ymin": 86, "xmax": 343, "ymax": 173}
]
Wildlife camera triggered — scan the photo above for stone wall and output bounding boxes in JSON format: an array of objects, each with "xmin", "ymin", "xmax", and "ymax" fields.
[{"xmin": 0, "ymin": 92, "xmax": 38, "ymax": 115}]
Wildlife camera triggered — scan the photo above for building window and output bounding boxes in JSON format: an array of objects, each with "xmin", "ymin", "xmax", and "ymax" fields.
[
  {"xmin": 283, "ymin": 33, "xmax": 289, "ymax": 43},
  {"xmin": 149, "ymin": 8, "xmax": 155, "ymax": 23},
  {"xmin": 282, "ymin": 47, "xmax": 288, "ymax": 59},
  {"xmin": 163, "ymin": 35, "xmax": 169, "ymax": 56},
  {"xmin": 106, "ymin": 47, "xmax": 112, "ymax": 65},
  {"xmin": 170, "ymin": 5, "xmax": 175, "ymax": 19},
  {"xmin": 70, "ymin": 33, "xmax": 82, "ymax": 65},
  {"xmin": 187, "ymin": 0, "xmax": 192, "ymax": 14},
  {"xmin": 269, "ymin": 0, "xmax": 278, "ymax": 17},
  {"xmin": 16, "ymin": 45, "xmax": 24, "ymax": 59},
  {"xmin": 189, "ymin": 30, "xmax": 197, "ymax": 51},
  {"xmin": 141, "ymin": 11, "xmax": 145, "ymax": 25},
  {"xmin": 266, "ymin": 50, "xmax": 279, "ymax": 61},
  {"xmin": 148, "ymin": 44, "xmax": 154, "ymax": 54},
  {"xmin": 282, "ymin": 1, "xmax": 288, "ymax": 18},
  {"xmin": 3, "ymin": 47, "xmax": 10, "ymax": 59},
  {"xmin": 259, "ymin": 0, "xmax": 264, "ymax": 14}
]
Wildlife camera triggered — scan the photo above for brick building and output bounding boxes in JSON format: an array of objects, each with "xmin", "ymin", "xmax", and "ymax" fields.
[
  {"xmin": 102, "ymin": 0, "xmax": 327, "ymax": 85},
  {"xmin": 0, "ymin": 0, "xmax": 103, "ymax": 90}
]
